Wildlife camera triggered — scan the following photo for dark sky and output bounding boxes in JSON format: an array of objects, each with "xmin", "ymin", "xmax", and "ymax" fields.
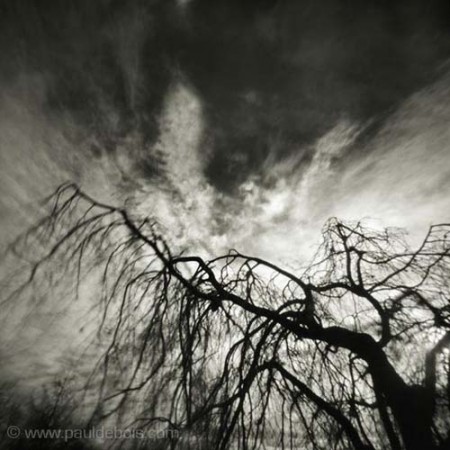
[{"xmin": 2, "ymin": 0, "xmax": 450, "ymax": 193}]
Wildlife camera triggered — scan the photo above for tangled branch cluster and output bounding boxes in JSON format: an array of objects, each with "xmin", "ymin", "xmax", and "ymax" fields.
[{"xmin": 3, "ymin": 183, "xmax": 450, "ymax": 450}]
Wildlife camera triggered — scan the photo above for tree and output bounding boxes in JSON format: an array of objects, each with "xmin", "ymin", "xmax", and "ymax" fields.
[{"xmin": 3, "ymin": 183, "xmax": 450, "ymax": 450}]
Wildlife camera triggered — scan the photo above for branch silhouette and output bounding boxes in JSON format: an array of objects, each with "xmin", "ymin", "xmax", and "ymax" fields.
[{"xmin": 3, "ymin": 183, "xmax": 450, "ymax": 450}]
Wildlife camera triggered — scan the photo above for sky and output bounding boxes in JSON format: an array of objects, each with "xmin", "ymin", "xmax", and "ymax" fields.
[
  {"xmin": 1, "ymin": 0, "xmax": 450, "ymax": 266},
  {"xmin": 1, "ymin": 1, "xmax": 450, "ymax": 381}
]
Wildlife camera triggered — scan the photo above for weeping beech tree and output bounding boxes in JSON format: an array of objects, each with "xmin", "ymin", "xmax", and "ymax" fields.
[{"xmin": 3, "ymin": 183, "xmax": 450, "ymax": 450}]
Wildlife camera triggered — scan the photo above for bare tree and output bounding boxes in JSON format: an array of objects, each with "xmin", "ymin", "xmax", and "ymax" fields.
[{"xmin": 3, "ymin": 183, "xmax": 450, "ymax": 450}]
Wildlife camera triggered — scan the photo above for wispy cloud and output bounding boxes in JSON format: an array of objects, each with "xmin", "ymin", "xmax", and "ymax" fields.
[{"xmin": 126, "ymin": 73, "xmax": 450, "ymax": 264}]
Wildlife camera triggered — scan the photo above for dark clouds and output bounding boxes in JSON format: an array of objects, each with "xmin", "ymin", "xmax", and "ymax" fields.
[
  {"xmin": 0, "ymin": 0, "xmax": 172, "ymax": 181},
  {"xmin": 182, "ymin": 0, "xmax": 450, "ymax": 190},
  {"xmin": 1, "ymin": 0, "xmax": 450, "ymax": 192}
]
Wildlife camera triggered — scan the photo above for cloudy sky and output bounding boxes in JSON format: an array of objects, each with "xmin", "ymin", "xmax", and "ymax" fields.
[{"xmin": 1, "ymin": 0, "xmax": 450, "ymax": 268}]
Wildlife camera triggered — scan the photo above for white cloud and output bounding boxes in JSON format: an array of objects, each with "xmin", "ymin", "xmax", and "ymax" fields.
[{"xmin": 124, "ymin": 73, "xmax": 450, "ymax": 268}]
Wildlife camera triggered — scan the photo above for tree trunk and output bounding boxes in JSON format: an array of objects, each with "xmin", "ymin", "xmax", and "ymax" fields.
[{"xmin": 390, "ymin": 385, "xmax": 436, "ymax": 450}]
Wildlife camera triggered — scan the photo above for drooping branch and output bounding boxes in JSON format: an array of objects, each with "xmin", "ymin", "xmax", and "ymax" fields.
[{"xmin": 3, "ymin": 183, "xmax": 450, "ymax": 450}]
